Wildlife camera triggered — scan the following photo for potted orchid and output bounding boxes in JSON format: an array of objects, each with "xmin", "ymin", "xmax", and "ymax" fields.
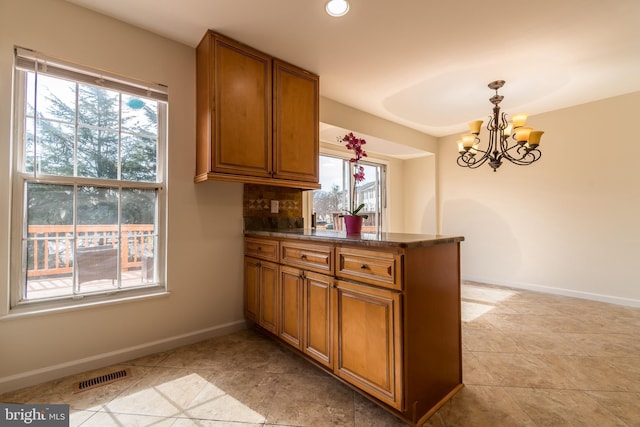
[{"xmin": 339, "ymin": 132, "xmax": 368, "ymax": 234}]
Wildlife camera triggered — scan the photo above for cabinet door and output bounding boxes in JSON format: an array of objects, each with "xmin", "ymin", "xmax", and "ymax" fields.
[
  {"xmin": 304, "ymin": 271, "xmax": 333, "ymax": 368},
  {"xmin": 279, "ymin": 266, "xmax": 303, "ymax": 349},
  {"xmin": 212, "ymin": 34, "xmax": 272, "ymax": 177},
  {"xmin": 333, "ymin": 280, "xmax": 402, "ymax": 410},
  {"xmin": 258, "ymin": 260, "xmax": 279, "ymax": 334},
  {"xmin": 243, "ymin": 257, "xmax": 260, "ymax": 322},
  {"xmin": 272, "ymin": 60, "xmax": 319, "ymax": 183}
]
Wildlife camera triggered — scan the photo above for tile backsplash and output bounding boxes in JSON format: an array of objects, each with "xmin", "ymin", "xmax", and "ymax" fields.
[{"xmin": 243, "ymin": 184, "xmax": 304, "ymax": 230}]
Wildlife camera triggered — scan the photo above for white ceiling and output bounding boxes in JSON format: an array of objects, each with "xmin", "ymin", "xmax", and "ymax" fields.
[{"xmin": 66, "ymin": 0, "xmax": 640, "ymax": 141}]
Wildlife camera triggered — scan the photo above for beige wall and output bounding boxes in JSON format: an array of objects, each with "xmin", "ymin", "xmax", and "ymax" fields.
[
  {"xmin": 403, "ymin": 155, "xmax": 437, "ymax": 234},
  {"xmin": 438, "ymin": 92, "xmax": 640, "ymax": 306},
  {"xmin": 0, "ymin": 0, "xmax": 246, "ymax": 391}
]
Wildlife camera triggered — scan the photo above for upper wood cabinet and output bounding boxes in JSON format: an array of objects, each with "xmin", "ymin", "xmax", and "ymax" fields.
[
  {"xmin": 273, "ymin": 60, "xmax": 319, "ymax": 183},
  {"xmin": 195, "ymin": 31, "xmax": 320, "ymax": 189}
]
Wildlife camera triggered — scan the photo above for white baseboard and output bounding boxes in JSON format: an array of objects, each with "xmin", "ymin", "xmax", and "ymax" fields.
[
  {"xmin": 0, "ymin": 319, "xmax": 248, "ymax": 395},
  {"xmin": 462, "ymin": 275, "xmax": 640, "ymax": 308}
]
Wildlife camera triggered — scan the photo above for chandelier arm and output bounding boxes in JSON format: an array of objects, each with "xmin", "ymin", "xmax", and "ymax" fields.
[
  {"xmin": 457, "ymin": 153, "xmax": 491, "ymax": 169},
  {"xmin": 456, "ymin": 139, "xmax": 494, "ymax": 168},
  {"xmin": 500, "ymin": 140, "xmax": 542, "ymax": 165},
  {"xmin": 508, "ymin": 148, "xmax": 542, "ymax": 165}
]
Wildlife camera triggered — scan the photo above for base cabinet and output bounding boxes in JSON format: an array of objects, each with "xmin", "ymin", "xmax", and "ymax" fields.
[
  {"xmin": 244, "ymin": 235, "xmax": 462, "ymax": 426},
  {"xmin": 279, "ymin": 265, "xmax": 333, "ymax": 368},
  {"xmin": 279, "ymin": 266, "xmax": 304, "ymax": 349},
  {"xmin": 303, "ymin": 271, "xmax": 333, "ymax": 368},
  {"xmin": 333, "ymin": 280, "xmax": 402, "ymax": 410},
  {"xmin": 244, "ymin": 256, "xmax": 278, "ymax": 335}
]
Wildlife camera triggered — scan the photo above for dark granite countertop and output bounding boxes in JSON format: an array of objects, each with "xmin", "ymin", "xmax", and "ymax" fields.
[{"xmin": 244, "ymin": 228, "xmax": 464, "ymax": 249}]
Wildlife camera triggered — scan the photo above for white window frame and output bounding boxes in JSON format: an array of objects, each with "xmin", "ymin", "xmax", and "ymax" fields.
[
  {"xmin": 307, "ymin": 147, "xmax": 388, "ymax": 233},
  {"xmin": 9, "ymin": 47, "xmax": 168, "ymax": 313}
]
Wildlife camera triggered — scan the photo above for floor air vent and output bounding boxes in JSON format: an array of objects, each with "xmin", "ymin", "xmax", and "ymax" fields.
[{"xmin": 72, "ymin": 368, "xmax": 132, "ymax": 393}]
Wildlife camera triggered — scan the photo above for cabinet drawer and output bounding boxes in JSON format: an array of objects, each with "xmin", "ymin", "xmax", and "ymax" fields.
[
  {"xmin": 281, "ymin": 241, "xmax": 333, "ymax": 274},
  {"xmin": 244, "ymin": 238, "xmax": 279, "ymax": 262},
  {"xmin": 336, "ymin": 247, "xmax": 403, "ymax": 290}
]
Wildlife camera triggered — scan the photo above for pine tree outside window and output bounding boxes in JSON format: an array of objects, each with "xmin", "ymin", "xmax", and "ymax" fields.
[{"xmin": 10, "ymin": 48, "xmax": 168, "ymax": 310}]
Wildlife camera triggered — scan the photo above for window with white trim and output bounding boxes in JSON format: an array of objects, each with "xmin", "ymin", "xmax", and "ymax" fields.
[
  {"xmin": 312, "ymin": 154, "xmax": 386, "ymax": 233},
  {"xmin": 10, "ymin": 48, "xmax": 167, "ymax": 309}
]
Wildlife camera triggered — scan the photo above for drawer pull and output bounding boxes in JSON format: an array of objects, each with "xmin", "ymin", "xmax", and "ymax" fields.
[
  {"xmin": 360, "ymin": 264, "xmax": 368, "ymax": 270},
  {"xmin": 301, "ymin": 254, "xmax": 307, "ymax": 259},
  {"xmin": 257, "ymin": 246, "xmax": 262, "ymax": 251}
]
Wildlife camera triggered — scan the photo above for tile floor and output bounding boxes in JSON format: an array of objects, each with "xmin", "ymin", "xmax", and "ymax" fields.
[{"xmin": 1, "ymin": 281, "xmax": 639, "ymax": 426}]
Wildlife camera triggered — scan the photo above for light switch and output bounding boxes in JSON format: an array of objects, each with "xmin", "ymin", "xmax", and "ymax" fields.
[{"xmin": 270, "ymin": 200, "xmax": 279, "ymax": 213}]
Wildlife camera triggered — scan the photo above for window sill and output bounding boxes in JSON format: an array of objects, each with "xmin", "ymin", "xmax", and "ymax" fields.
[{"xmin": 0, "ymin": 289, "xmax": 170, "ymax": 322}]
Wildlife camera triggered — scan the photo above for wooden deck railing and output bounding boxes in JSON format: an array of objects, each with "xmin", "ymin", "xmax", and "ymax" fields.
[{"xmin": 27, "ymin": 224, "xmax": 155, "ymax": 278}]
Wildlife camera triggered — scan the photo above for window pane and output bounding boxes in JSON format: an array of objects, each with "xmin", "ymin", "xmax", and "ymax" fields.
[
  {"xmin": 356, "ymin": 163, "xmax": 381, "ymax": 233},
  {"xmin": 35, "ymin": 119, "xmax": 75, "ymax": 176},
  {"xmin": 27, "ymin": 183, "xmax": 73, "ymax": 226},
  {"xmin": 78, "ymin": 84, "xmax": 119, "ymax": 129},
  {"xmin": 313, "ymin": 156, "xmax": 347, "ymax": 230},
  {"xmin": 33, "ymin": 74, "xmax": 76, "ymax": 123},
  {"xmin": 76, "ymin": 244, "xmax": 118, "ymax": 294},
  {"xmin": 25, "ymin": 183, "xmax": 75, "ymax": 301},
  {"xmin": 121, "ymin": 235, "xmax": 157, "ymax": 287},
  {"xmin": 77, "ymin": 127, "xmax": 118, "ymax": 179},
  {"xmin": 77, "ymin": 186, "xmax": 118, "ymax": 226},
  {"xmin": 313, "ymin": 155, "xmax": 385, "ymax": 233},
  {"xmin": 121, "ymin": 134, "xmax": 157, "ymax": 182},
  {"xmin": 122, "ymin": 95, "xmax": 158, "ymax": 134},
  {"xmin": 121, "ymin": 189, "xmax": 157, "ymax": 286},
  {"xmin": 76, "ymin": 187, "xmax": 119, "ymax": 294},
  {"xmin": 122, "ymin": 188, "xmax": 156, "ymax": 225}
]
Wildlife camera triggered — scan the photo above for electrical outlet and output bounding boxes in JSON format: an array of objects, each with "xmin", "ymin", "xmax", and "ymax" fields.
[{"xmin": 270, "ymin": 200, "xmax": 279, "ymax": 213}]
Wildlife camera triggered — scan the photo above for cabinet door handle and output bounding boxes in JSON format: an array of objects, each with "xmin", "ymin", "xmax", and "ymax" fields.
[
  {"xmin": 300, "ymin": 254, "xmax": 307, "ymax": 260},
  {"xmin": 257, "ymin": 246, "xmax": 262, "ymax": 252},
  {"xmin": 360, "ymin": 264, "xmax": 368, "ymax": 270}
]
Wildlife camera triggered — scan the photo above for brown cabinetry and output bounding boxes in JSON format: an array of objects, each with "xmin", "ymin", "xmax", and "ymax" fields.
[
  {"xmin": 279, "ymin": 265, "xmax": 304, "ymax": 349},
  {"xmin": 336, "ymin": 247, "xmax": 402, "ymax": 290},
  {"xmin": 273, "ymin": 60, "xmax": 319, "ymax": 183},
  {"xmin": 334, "ymin": 279, "xmax": 402, "ymax": 409},
  {"xmin": 243, "ymin": 237, "xmax": 280, "ymax": 334},
  {"xmin": 278, "ymin": 266, "xmax": 334, "ymax": 369},
  {"xmin": 303, "ymin": 270, "xmax": 333, "ymax": 368},
  {"xmin": 244, "ymin": 233, "xmax": 463, "ymax": 426},
  {"xmin": 196, "ymin": 31, "xmax": 319, "ymax": 189},
  {"xmin": 281, "ymin": 240, "xmax": 333, "ymax": 274},
  {"xmin": 244, "ymin": 257, "xmax": 278, "ymax": 334}
]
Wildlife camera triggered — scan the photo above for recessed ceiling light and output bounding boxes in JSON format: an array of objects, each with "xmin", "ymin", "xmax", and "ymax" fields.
[{"xmin": 325, "ymin": 0, "xmax": 350, "ymax": 17}]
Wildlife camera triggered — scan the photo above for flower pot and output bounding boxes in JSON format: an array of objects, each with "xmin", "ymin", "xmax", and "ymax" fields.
[{"xmin": 343, "ymin": 215, "xmax": 363, "ymax": 234}]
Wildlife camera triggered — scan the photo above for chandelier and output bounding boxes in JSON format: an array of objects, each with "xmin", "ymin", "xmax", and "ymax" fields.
[{"xmin": 456, "ymin": 80, "xmax": 544, "ymax": 171}]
